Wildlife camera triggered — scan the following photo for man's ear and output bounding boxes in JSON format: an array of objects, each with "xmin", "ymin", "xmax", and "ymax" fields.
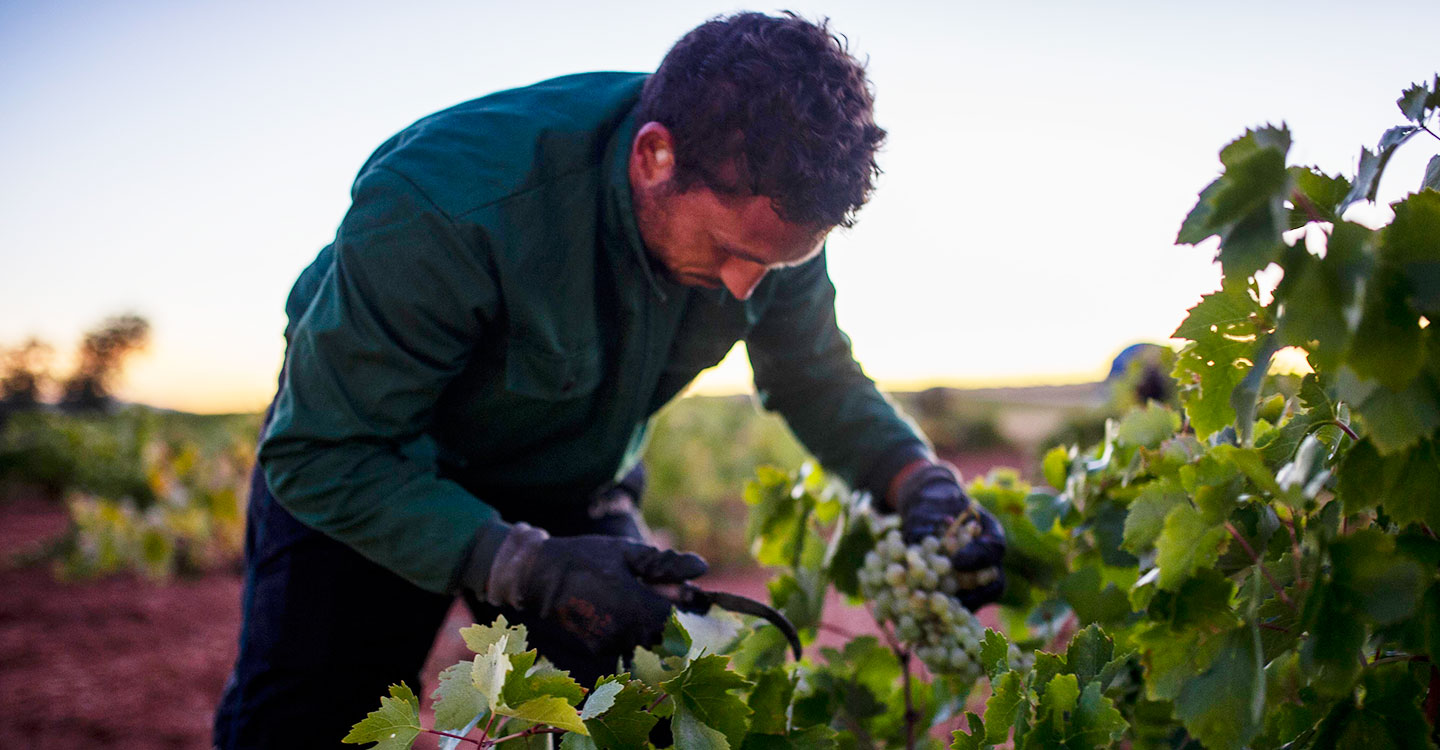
[{"xmin": 630, "ymin": 122, "xmax": 676, "ymax": 188}]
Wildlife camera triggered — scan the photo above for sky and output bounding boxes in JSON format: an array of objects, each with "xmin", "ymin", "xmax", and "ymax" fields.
[{"xmin": 1, "ymin": 0, "xmax": 1436, "ymax": 414}]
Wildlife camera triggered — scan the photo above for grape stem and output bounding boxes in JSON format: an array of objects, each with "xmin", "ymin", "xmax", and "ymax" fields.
[
  {"xmin": 1224, "ymin": 522, "xmax": 1295, "ymax": 611},
  {"xmin": 1305, "ymin": 419, "xmax": 1358, "ymax": 442},
  {"xmin": 818, "ymin": 621, "xmax": 861, "ymax": 639},
  {"xmin": 875, "ymin": 619, "xmax": 919, "ymax": 750},
  {"xmin": 484, "ymin": 726, "xmax": 566, "ymax": 747},
  {"xmin": 423, "ymin": 728, "xmax": 483, "ymax": 747}
]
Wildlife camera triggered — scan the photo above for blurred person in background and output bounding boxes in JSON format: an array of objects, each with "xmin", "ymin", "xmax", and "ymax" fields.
[{"xmin": 214, "ymin": 12, "xmax": 1005, "ymax": 748}]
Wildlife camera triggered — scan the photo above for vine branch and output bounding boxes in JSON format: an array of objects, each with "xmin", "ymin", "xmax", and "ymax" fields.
[
  {"xmin": 484, "ymin": 726, "xmax": 566, "ymax": 747},
  {"xmin": 1225, "ymin": 522, "xmax": 1295, "ymax": 610},
  {"xmin": 423, "ymin": 728, "xmax": 483, "ymax": 747}
]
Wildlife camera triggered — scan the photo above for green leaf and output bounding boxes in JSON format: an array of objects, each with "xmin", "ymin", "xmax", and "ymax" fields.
[
  {"xmin": 472, "ymin": 637, "xmax": 515, "ymax": 713},
  {"xmin": 1424, "ymin": 155, "xmax": 1440, "ymax": 192},
  {"xmin": 1210, "ymin": 126, "xmax": 1293, "ymax": 230},
  {"xmin": 767, "ymin": 569, "xmax": 825, "ymax": 634},
  {"xmin": 1397, "ymin": 77, "xmax": 1436, "ymax": 122},
  {"xmin": 1230, "ymin": 334, "xmax": 1279, "ymax": 445},
  {"xmin": 663, "ymin": 655, "xmax": 753, "ymax": 748},
  {"xmin": 979, "ymin": 628, "xmax": 1011, "ymax": 680},
  {"xmin": 1330, "ymin": 528, "xmax": 1425, "ymax": 626},
  {"xmin": 581, "ymin": 680, "xmax": 624, "ymax": 720},
  {"xmin": 1309, "ymin": 662, "xmax": 1437, "ymax": 749},
  {"xmin": 982, "ymin": 670, "xmax": 1029, "ymax": 745},
  {"xmin": 342, "ymin": 682, "xmax": 423, "ymax": 749},
  {"xmin": 1068, "ymin": 681, "xmax": 1128, "ymax": 749},
  {"xmin": 1146, "ymin": 568, "xmax": 1241, "ymax": 631},
  {"xmin": 1042, "ymin": 447, "xmax": 1070, "ymax": 491},
  {"xmin": 1348, "ymin": 267, "xmax": 1426, "ymax": 391},
  {"xmin": 1382, "ymin": 188, "xmax": 1440, "ymax": 317},
  {"xmin": 1133, "ymin": 620, "xmax": 1233, "ymax": 701},
  {"xmin": 1172, "ymin": 628, "xmax": 1263, "ymax": 750},
  {"xmin": 1171, "ymin": 288, "xmax": 1264, "ymax": 438},
  {"xmin": 501, "ymin": 650, "xmax": 585, "ymax": 708},
  {"xmin": 1058, "ymin": 567, "xmax": 1132, "ymax": 626},
  {"xmin": 1116, "ymin": 404, "xmax": 1182, "ymax": 449},
  {"xmin": 745, "ymin": 466, "xmax": 813, "ymax": 567},
  {"xmin": 660, "ymin": 612, "xmax": 693, "ymax": 659},
  {"xmin": 674, "ymin": 707, "xmax": 733, "ymax": 749},
  {"xmin": 745, "ymin": 669, "xmax": 793, "ymax": 735},
  {"xmin": 500, "ymin": 695, "xmax": 588, "ymax": 735},
  {"xmin": 432, "ymin": 661, "xmax": 488, "ymax": 732},
  {"xmin": 950, "ymin": 712, "xmax": 989, "ymax": 750},
  {"xmin": 1064, "ymin": 624, "xmax": 1115, "ymax": 686},
  {"xmin": 1025, "ymin": 673, "xmax": 1080, "ymax": 748},
  {"xmin": 1288, "ymin": 166, "xmax": 1351, "ymax": 225},
  {"xmin": 824, "ymin": 510, "xmax": 874, "ymax": 597},
  {"xmin": 740, "ymin": 726, "xmax": 839, "ymax": 750},
  {"xmin": 1341, "ymin": 437, "xmax": 1440, "ymax": 528},
  {"xmin": 460, "ymin": 615, "xmax": 529, "ymax": 656},
  {"xmin": 583, "ymin": 679, "xmax": 659, "ymax": 749},
  {"xmin": 1154, "ymin": 504, "xmax": 1229, "ymax": 591},
  {"xmin": 1122, "ymin": 482, "xmax": 1187, "ymax": 554}
]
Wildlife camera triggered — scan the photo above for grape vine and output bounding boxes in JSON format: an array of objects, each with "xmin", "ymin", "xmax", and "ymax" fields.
[{"xmin": 347, "ymin": 76, "xmax": 1440, "ymax": 750}]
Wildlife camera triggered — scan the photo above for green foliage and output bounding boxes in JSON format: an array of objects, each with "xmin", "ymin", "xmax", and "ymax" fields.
[
  {"xmin": 0, "ymin": 408, "xmax": 258, "ymax": 579},
  {"xmin": 352, "ymin": 78, "xmax": 1440, "ymax": 750}
]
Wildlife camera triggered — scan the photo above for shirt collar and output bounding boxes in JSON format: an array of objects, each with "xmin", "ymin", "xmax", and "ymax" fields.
[{"xmin": 601, "ymin": 108, "xmax": 677, "ymax": 302}]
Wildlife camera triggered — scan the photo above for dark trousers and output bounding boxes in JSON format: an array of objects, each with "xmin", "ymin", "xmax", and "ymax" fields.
[{"xmin": 212, "ymin": 437, "xmax": 642, "ymax": 749}]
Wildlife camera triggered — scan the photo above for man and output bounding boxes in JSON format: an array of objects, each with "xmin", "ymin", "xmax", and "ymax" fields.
[{"xmin": 214, "ymin": 12, "xmax": 1005, "ymax": 748}]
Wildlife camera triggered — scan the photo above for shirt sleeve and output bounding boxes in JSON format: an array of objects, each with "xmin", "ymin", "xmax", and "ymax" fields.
[
  {"xmin": 745, "ymin": 250, "xmax": 933, "ymax": 494},
  {"xmin": 259, "ymin": 165, "xmax": 500, "ymax": 594}
]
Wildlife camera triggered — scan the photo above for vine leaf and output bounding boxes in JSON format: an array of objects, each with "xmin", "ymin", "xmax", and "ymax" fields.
[
  {"xmin": 1396, "ymin": 76, "xmax": 1438, "ymax": 122},
  {"xmin": 582, "ymin": 678, "xmax": 659, "ymax": 749},
  {"xmin": 1066, "ymin": 682, "xmax": 1127, "ymax": 749},
  {"xmin": 949, "ymin": 712, "xmax": 989, "ymax": 750},
  {"xmin": 1424, "ymin": 155, "xmax": 1440, "ymax": 192},
  {"xmin": 432, "ymin": 661, "xmax": 488, "ymax": 732},
  {"xmin": 1172, "ymin": 628, "xmax": 1263, "ymax": 750},
  {"xmin": 662, "ymin": 654, "xmax": 754, "ymax": 748},
  {"xmin": 979, "ymin": 628, "xmax": 1011, "ymax": 680},
  {"xmin": 1122, "ymin": 482, "xmax": 1187, "ymax": 554},
  {"xmin": 1063, "ymin": 625, "xmax": 1116, "ymax": 686},
  {"xmin": 1308, "ymin": 663, "xmax": 1436, "ymax": 748},
  {"xmin": 1171, "ymin": 287, "xmax": 1263, "ymax": 439},
  {"xmin": 982, "ymin": 670, "xmax": 1030, "ymax": 745},
  {"xmin": 460, "ymin": 615, "xmax": 529, "ymax": 656},
  {"xmin": 1154, "ymin": 504, "xmax": 1228, "ymax": 591},
  {"xmin": 501, "ymin": 650, "xmax": 585, "ymax": 708},
  {"xmin": 343, "ymin": 682, "xmax": 423, "ymax": 750}
]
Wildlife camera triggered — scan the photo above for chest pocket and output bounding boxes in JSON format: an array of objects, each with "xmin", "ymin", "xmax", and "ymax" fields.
[{"xmin": 504, "ymin": 341, "xmax": 603, "ymax": 400}]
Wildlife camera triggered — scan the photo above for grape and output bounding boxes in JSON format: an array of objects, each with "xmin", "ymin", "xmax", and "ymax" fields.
[{"xmin": 857, "ymin": 510, "xmax": 995, "ymax": 683}]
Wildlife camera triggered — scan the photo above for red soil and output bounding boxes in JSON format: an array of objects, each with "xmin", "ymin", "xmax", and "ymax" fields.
[{"xmin": 1, "ymin": 448, "xmax": 1022, "ymax": 748}]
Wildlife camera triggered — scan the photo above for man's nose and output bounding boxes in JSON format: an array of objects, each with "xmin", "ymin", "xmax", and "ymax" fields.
[{"xmin": 720, "ymin": 260, "xmax": 768, "ymax": 301}]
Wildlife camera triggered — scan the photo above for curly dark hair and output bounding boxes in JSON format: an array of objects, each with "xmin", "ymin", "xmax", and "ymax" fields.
[{"xmin": 636, "ymin": 12, "xmax": 886, "ymax": 229}]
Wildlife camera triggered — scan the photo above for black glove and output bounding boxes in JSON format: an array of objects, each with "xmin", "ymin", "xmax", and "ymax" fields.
[
  {"xmin": 586, "ymin": 463, "xmax": 649, "ymax": 541},
  {"xmin": 461, "ymin": 522, "xmax": 707, "ymax": 660},
  {"xmin": 892, "ymin": 462, "xmax": 1006, "ymax": 610}
]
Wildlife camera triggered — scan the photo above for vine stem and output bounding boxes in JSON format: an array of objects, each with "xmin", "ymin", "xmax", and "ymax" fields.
[
  {"xmin": 874, "ymin": 617, "xmax": 919, "ymax": 750},
  {"xmin": 1281, "ymin": 513, "xmax": 1305, "ymax": 591},
  {"xmin": 1420, "ymin": 123, "xmax": 1440, "ymax": 143},
  {"xmin": 1290, "ymin": 189, "xmax": 1326, "ymax": 224},
  {"xmin": 484, "ymin": 726, "xmax": 566, "ymax": 747},
  {"xmin": 1306, "ymin": 419, "xmax": 1358, "ymax": 442},
  {"xmin": 423, "ymin": 728, "xmax": 483, "ymax": 747},
  {"xmin": 819, "ymin": 621, "xmax": 861, "ymax": 640},
  {"xmin": 1225, "ymin": 522, "xmax": 1295, "ymax": 610}
]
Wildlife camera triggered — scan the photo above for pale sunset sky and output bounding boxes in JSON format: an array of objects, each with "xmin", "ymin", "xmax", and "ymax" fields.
[{"xmin": 1, "ymin": 0, "xmax": 1436, "ymax": 413}]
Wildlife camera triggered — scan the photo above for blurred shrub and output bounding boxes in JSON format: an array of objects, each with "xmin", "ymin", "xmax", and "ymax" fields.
[
  {"xmin": 0, "ymin": 408, "xmax": 259, "ymax": 580},
  {"xmin": 641, "ymin": 395, "xmax": 809, "ymax": 568},
  {"xmin": 892, "ymin": 388, "xmax": 1015, "ymax": 456}
]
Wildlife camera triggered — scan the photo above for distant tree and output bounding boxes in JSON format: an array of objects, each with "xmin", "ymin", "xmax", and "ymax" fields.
[
  {"xmin": 59, "ymin": 314, "xmax": 151, "ymax": 412},
  {"xmin": 0, "ymin": 337, "xmax": 54, "ymax": 410}
]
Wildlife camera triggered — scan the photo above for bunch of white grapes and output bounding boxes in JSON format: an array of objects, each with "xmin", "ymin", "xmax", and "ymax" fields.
[{"xmin": 857, "ymin": 517, "xmax": 999, "ymax": 682}]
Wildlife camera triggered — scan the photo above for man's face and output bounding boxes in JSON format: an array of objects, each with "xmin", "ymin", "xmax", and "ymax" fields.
[{"xmin": 629, "ymin": 124, "xmax": 829, "ymax": 301}]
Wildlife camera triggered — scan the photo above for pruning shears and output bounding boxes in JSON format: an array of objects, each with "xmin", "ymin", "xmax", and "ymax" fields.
[{"xmin": 658, "ymin": 583, "xmax": 803, "ymax": 661}]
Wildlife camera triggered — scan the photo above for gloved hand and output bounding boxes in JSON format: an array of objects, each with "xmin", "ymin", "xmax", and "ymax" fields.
[
  {"xmin": 461, "ymin": 522, "xmax": 707, "ymax": 659},
  {"xmin": 891, "ymin": 462, "xmax": 1006, "ymax": 611}
]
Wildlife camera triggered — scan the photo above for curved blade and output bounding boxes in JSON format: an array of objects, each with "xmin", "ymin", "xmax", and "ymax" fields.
[{"xmin": 704, "ymin": 590, "xmax": 803, "ymax": 661}]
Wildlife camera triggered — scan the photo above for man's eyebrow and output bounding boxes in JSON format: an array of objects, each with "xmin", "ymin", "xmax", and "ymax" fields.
[{"xmin": 719, "ymin": 243, "xmax": 770, "ymax": 265}]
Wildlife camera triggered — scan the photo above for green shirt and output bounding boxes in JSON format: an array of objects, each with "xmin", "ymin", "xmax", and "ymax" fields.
[{"xmin": 261, "ymin": 72, "xmax": 928, "ymax": 593}]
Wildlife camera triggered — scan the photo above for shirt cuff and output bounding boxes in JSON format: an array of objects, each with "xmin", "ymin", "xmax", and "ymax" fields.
[{"xmin": 859, "ymin": 441, "xmax": 933, "ymax": 511}]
